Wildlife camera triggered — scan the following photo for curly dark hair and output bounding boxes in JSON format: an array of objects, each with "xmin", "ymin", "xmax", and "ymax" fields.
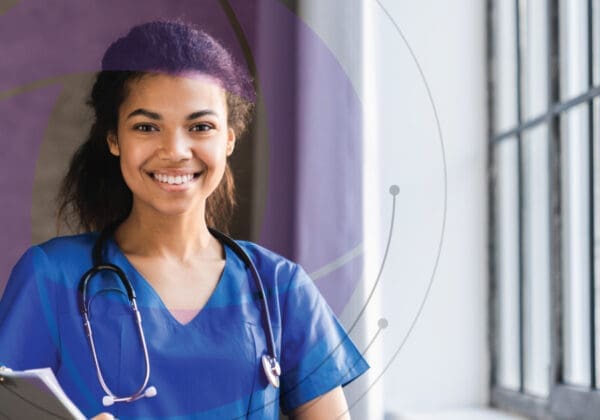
[{"xmin": 57, "ymin": 19, "xmax": 255, "ymax": 234}]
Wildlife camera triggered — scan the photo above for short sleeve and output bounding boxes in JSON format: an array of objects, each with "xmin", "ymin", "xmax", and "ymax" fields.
[
  {"xmin": 279, "ymin": 264, "xmax": 369, "ymax": 414},
  {"xmin": 0, "ymin": 246, "xmax": 60, "ymax": 370}
]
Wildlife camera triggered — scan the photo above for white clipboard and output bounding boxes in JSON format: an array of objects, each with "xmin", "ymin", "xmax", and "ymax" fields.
[{"xmin": 0, "ymin": 366, "xmax": 85, "ymax": 420}]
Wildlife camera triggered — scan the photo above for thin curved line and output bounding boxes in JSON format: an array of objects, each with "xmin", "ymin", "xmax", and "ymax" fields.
[
  {"xmin": 240, "ymin": 189, "xmax": 396, "ymax": 415},
  {"xmin": 218, "ymin": 2, "xmax": 396, "ymax": 415},
  {"xmin": 239, "ymin": 189, "xmax": 397, "ymax": 416},
  {"xmin": 345, "ymin": 0, "xmax": 449, "ymax": 412},
  {"xmin": 0, "ymin": 75, "xmax": 67, "ymax": 101},
  {"xmin": 0, "ymin": 72, "xmax": 97, "ymax": 102},
  {"xmin": 335, "ymin": 325, "xmax": 386, "ymax": 404},
  {"xmin": 359, "ymin": 326, "xmax": 384, "ymax": 357},
  {"xmin": 217, "ymin": 0, "xmax": 259, "ymax": 86},
  {"xmin": 217, "ymin": 0, "xmax": 272, "ymax": 241},
  {"xmin": 225, "ymin": 1, "xmax": 445, "ymax": 416},
  {"xmin": 347, "ymin": 191, "xmax": 397, "ymax": 334}
]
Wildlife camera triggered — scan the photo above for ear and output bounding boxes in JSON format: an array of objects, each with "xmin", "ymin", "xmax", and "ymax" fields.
[
  {"xmin": 226, "ymin": 127, "xmax": 236, "ymax": 157},
  {"xmin": 107, "ymin": 132, "xmax": 120, "ymax": 156}
]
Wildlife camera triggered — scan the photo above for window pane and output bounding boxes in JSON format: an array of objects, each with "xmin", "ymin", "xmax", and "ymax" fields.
[
  {"xmin": 559, "ymin": 0, "xmax": 589, "ymax": 100},
  {"xmin": 494, "ymin": 0, "xmax": 518, "ymax": 133},
  {"xmin": 521, "ymin": 0, "xmax": 549, "ymax": 119},
  {"xmin": 593, "ymin": 0, "xmax": 600, "ymax": 390},
  {"xmin": 522, "ymin": 125, "xmax": 551, "ymax": 397},
  {"xmin": 561, "ymin": 104, "xmax": 592, "ymax": 386},
  {"xmin": 496, "ymin": 138, "xmax": 521, "ymax": 390},
  {"xmin": 595, "ymin": 98, "xmax": 600, "ymax": 388},
  {"xmin": 594, "ymin": 0, "xmax": 600, "ymax": 86}
]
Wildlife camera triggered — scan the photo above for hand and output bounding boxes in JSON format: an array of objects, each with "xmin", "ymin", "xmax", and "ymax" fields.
[{"xmin": 91, "ymin": 413, "xmax": 114, "ymax": 420}]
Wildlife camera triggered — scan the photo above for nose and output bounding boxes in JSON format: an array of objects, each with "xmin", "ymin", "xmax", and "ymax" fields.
[{"xmin": 158, "ymin": 129, "xmax": 193, "ymax": 161}]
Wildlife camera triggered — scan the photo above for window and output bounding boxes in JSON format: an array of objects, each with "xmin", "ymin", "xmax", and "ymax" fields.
[{"xmin": 489, "ymin": 0, "xmax": 600, "ymax": 417}]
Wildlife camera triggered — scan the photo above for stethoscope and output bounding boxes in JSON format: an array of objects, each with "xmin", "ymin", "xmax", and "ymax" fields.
[{"xmin": 78, "ymin": 224, "xmax": 281, "ymax": 407}]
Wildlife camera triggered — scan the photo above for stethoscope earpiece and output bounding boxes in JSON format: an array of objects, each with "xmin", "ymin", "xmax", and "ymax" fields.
[
  {"xmin": 144, "ymin": 386, "xmax": 158, "ymax": 398},
  {"xmin": 101, "ymin": 385, "xmax": 157, "ymax": 407}
]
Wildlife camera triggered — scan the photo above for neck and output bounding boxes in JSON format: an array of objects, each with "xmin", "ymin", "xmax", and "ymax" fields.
[{"xmin": 112, "ymin": 203, "xmax": 223, "ymax": 262}]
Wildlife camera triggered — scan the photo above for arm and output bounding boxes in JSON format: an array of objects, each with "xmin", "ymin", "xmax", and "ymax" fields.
[{"xmin": 289, "ymin": 386, "xmax": 350, "ymax": 420}]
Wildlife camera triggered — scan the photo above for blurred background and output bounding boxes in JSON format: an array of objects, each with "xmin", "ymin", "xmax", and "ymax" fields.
[{"xmin": 1, "ymin": 0, "xmax": 598, "ymax": 419}]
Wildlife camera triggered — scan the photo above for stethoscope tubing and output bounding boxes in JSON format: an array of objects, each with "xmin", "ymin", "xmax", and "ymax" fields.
[
  {"xmin": 79, "ymin": 263, "xmax": 152, "ymax": 404},
  {"xmin": 78, "ymin": 224, "xmax": 281, "ymax": 406},
  {"xmin": 207, "ymin": 228, "xmax": 279, "ymax": 363}
]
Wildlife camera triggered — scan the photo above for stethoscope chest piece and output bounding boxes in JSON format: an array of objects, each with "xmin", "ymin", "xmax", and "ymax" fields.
[{"xmin": 261, "ymin": 354, "xmax": 281, "ymax": 388}]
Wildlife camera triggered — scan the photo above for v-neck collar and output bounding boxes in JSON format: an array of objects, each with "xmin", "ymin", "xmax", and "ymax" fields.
[{"xmin": 105, "ymin": 235, "xmax": 233, "ymax": 328}]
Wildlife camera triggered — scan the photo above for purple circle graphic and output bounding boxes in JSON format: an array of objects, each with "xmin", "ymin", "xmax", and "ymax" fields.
[{"xmin": 0, "ymin": 0, "xmax": 363, "ymax": 316}]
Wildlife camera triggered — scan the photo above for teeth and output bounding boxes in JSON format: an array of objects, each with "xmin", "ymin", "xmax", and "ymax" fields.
[{"xmin": 153, "ymin": 173, "xmax": 195, "ymax": 185}]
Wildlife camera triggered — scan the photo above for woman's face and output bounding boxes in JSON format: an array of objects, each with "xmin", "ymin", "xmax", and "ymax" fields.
[{"xmin": 107, "ymin": 72, "xmax": 235, "ymax": 219}]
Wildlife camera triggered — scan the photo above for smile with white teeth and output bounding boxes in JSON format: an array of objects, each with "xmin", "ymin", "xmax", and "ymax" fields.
[{"xmin": 153, "ymin": 173, "xmax": 196, "ymax": 185}]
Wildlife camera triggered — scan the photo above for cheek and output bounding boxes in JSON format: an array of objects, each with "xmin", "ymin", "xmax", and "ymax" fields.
[
  {"xmin": 196, "ymin": 142, "xmax": 227, "ymax": 165},
  {"xmin": 118, "ymin": 146, "xmax": 150, "ymax": 177}
]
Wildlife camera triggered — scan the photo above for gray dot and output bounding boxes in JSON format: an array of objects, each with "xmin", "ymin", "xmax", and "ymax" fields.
[
  {"xmin": 389, "ymin": 185, "xmax": 400, "ymax": 196},
  {"xmin": 378, "ymin": 318, "xmax": 389, "ymax": 329}
]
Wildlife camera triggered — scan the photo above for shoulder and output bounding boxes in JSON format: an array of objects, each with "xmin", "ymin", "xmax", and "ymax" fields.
[
  {"xmin": 15, "ymin": 233, "xmax": 100, "ymax": 278},
  {"xmin": 234, "ymin": 240, "xmax": 292, "ymax": 265},
  {"xmin": 4, "ymin": 234, "xmax": 97, "ymax": 305},
  {"xmin": 4, "ymin": 232, "xmax": 100, "ymax": 298},
  {"xmin": 35, "ymin": 232, "xmax": 98, "ymax": 262},
  {"xmin": 233, "ymin": 240, "xmax": 304, "ymax": 289}
]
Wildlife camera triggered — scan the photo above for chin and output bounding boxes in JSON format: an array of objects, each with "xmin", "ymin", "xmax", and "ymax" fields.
[
  {"xmin": 155, "ymin": 204, "xmax": 199, "ymax": 217},
  {"xmin": 134, "ymin": 199, "xmax": 203, "ymax": 220}
]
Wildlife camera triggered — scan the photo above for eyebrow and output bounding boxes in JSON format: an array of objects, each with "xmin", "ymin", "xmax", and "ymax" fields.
[{"xmin": 125, "ymin": 109, "xmax": 219, "ymax": 120}]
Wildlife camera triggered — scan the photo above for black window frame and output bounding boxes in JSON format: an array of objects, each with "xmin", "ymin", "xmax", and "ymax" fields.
[{"xmin": 487, "ymin": 0, "xmax": 600, "ymax": 418}]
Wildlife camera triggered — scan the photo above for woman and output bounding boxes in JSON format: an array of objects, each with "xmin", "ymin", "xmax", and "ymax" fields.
[{"xmin": 0, "ymin": 20, "xmax": 368, "ymax": 419}]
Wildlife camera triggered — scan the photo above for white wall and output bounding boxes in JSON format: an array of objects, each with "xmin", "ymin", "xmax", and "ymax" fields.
[
  {"xmin": 371, "ymin": 0, "xmax": 488, "ymax": 414},
  {"xmin": 298, "ymin": 0, "xmax": 487, "ymax": 417}
]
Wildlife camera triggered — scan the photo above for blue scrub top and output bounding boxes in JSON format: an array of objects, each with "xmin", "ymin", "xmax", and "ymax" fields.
[{"xmin": 0, "ymin": 233, "xmax": 369, "ymax": 419}]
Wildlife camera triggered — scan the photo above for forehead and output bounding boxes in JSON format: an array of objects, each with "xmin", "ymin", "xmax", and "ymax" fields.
[{"xmin": 121, "ymin": 72, "xmax": 227, "ymax": 115}]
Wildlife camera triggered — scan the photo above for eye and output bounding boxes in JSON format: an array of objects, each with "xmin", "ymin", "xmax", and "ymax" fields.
[
  {"xmin": 133, "ymin": 123, "xmax": 158, "ymax": 132},
  {"xmin": 190, "ymin": 123, "xmax": 214, "ymax": 132}
]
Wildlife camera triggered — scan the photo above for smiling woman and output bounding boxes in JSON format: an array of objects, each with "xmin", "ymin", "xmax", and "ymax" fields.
[
  {"xmin": 0, "ymin": 19, "xmax": 368, "ymax": 419},
  {"xmin": 106, "ymin": 74, "xmax": 235, "ymax": 219}
]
